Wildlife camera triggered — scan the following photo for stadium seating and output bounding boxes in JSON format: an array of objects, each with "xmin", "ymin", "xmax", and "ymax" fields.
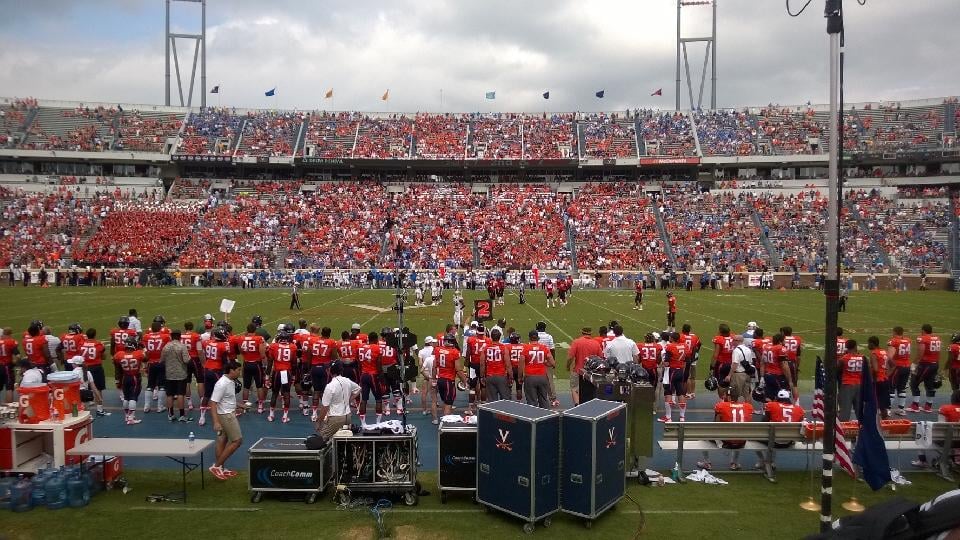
[
  {"xmin": 753, "ymin": 190, "xmax": 827, "ymax": 271},
  {"xmin": 113, "ymin": 110, "xmax": 183, "ymax": 153},
  {"xmin": 694, "ymin": 109, "xmax": 757, "ymax": 156},
  {"xmin": 177, "ymin": 197, "xmax": 288, "ymax": 268},
  {"xmin": 473, "ymin": 184, "xmax": 570, "ymax": 269},
  {"xmin": 354, "ymin": 116, "xmax": 412, "ymax": 159},
  {"xmin": 566, "ymin": 182, "xmax": 665, "ymax": 270},
  {"xmin": 303, "ymin": 112, "xmax": 360, "ymax": 158},
  {"xmin": 579, "ymin": 114, "xmax": 638, "ymax": 159},
  {"xmin": 385, "ymin": 183, "xmax": 481, "ymax": 268},
  {"xmin": 469, "ymin": 114, "xmax": 523, "ymax": 159},
  {"xmin": 522, "ymin": 114, "xmax": 576, "ymax": 159},
  {"xmin": 413, "ymin": 114, "xmax": 468, "ymax": 159},
  {"xmin": 23, "ymin": 106, "xmax": 118, "ymax": 152},
  {"xmin": 177, "ymin": 107, "xmax": 244, "ymax": 155},
  {"xmin": 638, "ymin": 110, "xmax": 695, "ymax": 156},
  {"xmin": 73, "ymin": 200, "xmax": 203, "ymax": 266},
  {"xmin": 234, "ymin": 110, "xmax": 304, "ymax": 157}
]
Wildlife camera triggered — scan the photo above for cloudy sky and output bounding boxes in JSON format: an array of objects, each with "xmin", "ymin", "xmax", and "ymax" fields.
[{"xmin": 0, "ymin": 0, "xmax": 956, "ymax": 112}]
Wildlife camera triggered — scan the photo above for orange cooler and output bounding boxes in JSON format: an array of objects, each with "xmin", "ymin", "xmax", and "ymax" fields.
[{"xmin": 18, "ymin": 384, "xmax": 51, "ymax": 424}]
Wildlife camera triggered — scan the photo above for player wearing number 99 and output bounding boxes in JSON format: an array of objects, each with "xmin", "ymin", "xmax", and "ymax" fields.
[{"xmin": 838, "ymin": 339, "xmax": 864, "ymax": 422}]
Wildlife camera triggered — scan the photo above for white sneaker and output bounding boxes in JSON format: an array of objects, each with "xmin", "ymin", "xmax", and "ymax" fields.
[
  {"xmin": 310, "ymin": 412, "xmax": 318, "ymax": 422},
  {"xmin": 126, "ymin": 418, "xmax": 142, "ymax": 425},
  {"xmin": 198, "ymin": 416, "xmax": 206, "ymax": 427},
  {"xmin": 143, "ymin": 406, "xmax": 150, "ymax": 413},
  {"xmin": 155, "ymin": 407, "xmax": 164, "ymax": 414},
  {"xmin": 267, "ymin": 412, "xmax": 275, "ymax": 422},
  {"xmin": 302, "ymin": 408, "xmax": 310, "ymax": 417},
  {"xmin": 281, "ymin": 414, "xmax": 290, "ymax": 424}
]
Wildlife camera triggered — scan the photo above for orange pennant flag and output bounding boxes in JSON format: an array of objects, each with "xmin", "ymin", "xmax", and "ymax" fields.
[
  {"xmin": 324, "ymin": 88, "xmax": 333, "ymax": 99},
  {"xmin": 381, "ymin": 89, "xmax": 389, "ymax": 101}
]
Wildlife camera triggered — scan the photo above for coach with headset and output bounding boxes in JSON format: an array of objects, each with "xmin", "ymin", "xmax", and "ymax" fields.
[{"xmin": 314, "ymin": 361, "xmax": 360, "ymax": 440}]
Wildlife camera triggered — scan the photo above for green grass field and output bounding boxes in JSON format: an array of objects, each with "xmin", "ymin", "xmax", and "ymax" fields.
[
  {"xmin": 3, "ymin": 286, "xmax": 960, "ymax": 539},
  {"xmin": 4, "ymin": 285, "xmax": 959, "ymax": 381},
  {"xmin": 2, "ymin": 470, "xmax": 954, "ymax": 539}
]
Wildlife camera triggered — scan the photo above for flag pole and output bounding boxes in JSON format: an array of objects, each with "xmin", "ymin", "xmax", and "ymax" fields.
[{"xmin": 820, "ymin": 0, "xmax": 843, "ymax": 531}]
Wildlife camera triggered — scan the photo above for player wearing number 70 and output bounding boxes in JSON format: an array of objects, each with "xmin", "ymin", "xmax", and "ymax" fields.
[{"xmin": 520, "ymin": 331, "xmax": 555, "ymax": 409}]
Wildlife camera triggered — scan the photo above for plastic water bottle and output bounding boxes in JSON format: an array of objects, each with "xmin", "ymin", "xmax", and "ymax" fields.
[
  {"xmin": 188, "ymin": 431, "xmax": 195, "ymax": 448},
  {"xmin": 30, "ymin": 474, "xmax": 46, "ymax": 506},
  {"xmin": 0, "ymin": 476, "xmax": 15, "ymax": 510},
  {"xmin": 67, "ymin": 474, "xmax": 88, "ymax": 508},
  {"xmin": 671, "ymin": 462, "xmax": 681, "ymax": 482},
  {"xmin": 44, "ymin": 470, "xmax": 67, "ymax": 510}
]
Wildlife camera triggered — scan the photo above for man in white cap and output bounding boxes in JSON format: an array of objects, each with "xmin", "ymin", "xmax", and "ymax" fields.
[
  {"xmin": 68, "ymin": 355, "xmax": 103, "ymax": 409},
  {"xmin": 742, "ymin": 322, "xmax": 758, "ymax": 340},
  {"xmin": 418, "ymin": 336, "xmax": 438, "ymax": 423}
]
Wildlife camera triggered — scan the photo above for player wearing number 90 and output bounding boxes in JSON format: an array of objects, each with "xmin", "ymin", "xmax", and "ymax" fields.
[{"xmin": 838, "ymin": 339, "xmax": 865, "ymax": 422}]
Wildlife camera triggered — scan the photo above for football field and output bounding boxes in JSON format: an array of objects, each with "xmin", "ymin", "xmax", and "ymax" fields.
[{"xmin": 3, "ymin": 285, "xmax": 959, "ymax": 539}]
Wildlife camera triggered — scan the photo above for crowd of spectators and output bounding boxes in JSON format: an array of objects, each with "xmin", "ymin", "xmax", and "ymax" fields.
[
  {"xmin": 177, "ymin": 197, "xmax": 286, "ymax": 268},
  {"xmin": 304, "ymin": 112, "xmax": 360, "ymax": 158},
  {"xmin": 413, "ymin": 114, "xmax": 468, "ymax": 159},
  {"xmin": 73, "ymin": 200, "xmax": 202, "ymax": 266},
  {"xmin": 579, "ymin": 114, "xmax": 637, "ymax": 159},
  {"xmin": 473, "ymin": 184, "xmax": 570, "ymax": 269},
  {"xmin": 566, "ymin": 182, "xmax": 665, "ymax": 270},
  {"xmin": 752, "ymin": 190, "xmax": 828, "ymax": 271},
  {"xmin": 385, "ymin": 184, "xmax": 482, "ymax": 268},
  {"xmin": 0, "ymin": 187, "xmax": 111, "ymax": 268},
  {"xmin": 235, "ymin": 110, "xmax": 304, "ymax": 157},
  {"xmin": 754, "ymin": 107, "xmax": 823, "ymax": 155},
  {"xmin": 354, "ymin": 116, "xmax": 412, "ymax": 159},
  {"xmin": 177, "ymin": 107, "xmax": 245, "ymax": 155},
  {"xmin": 660, "ymin": 186, "xmax": 768, "ymax": 271},
  {"xmin": 469, "ymin": 114, "xmax": 522, "ymax": 159},
  {"xmin": 694, "ymin": 109, "xmax": 757, "ymax": 156},
  {"xmin": 523, "ymin": 114, "xmax": 576, "ymax": 159},
  {"xmin": 637, "ymin": 110, "xmax": 695, "ymax": 156},
  {"xmin": 113, "ymin": 111, "xmax": 182, "ymax": 153}
]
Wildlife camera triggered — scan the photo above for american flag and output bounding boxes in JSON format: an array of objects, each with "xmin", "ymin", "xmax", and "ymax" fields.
[{"xmin": 813, "ymin": 357, "xmax": 855, "ymax": 477}]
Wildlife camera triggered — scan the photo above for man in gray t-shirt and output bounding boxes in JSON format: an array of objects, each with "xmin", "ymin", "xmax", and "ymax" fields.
[{"xmin": 161, "ymin": 330, "xmax": 191, "ymax": 422}]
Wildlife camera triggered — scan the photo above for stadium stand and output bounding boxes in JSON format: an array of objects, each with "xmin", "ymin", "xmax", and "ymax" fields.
[
  {"xmin": 695, "ymin": 109, "xmax": 757, "ymax": 156},
  {"xmin": 522, "ymin": 114, "xmax": 576, "ymax": 159},
  {"xmin": 354, "ymin": 116, "xmax": 412, "ymax": 159},
  {"xmin": 579, "ymin": 114, "xmax": 638, "ymax": 159},
  {"xmin": 234, "ymin": 110, "xmax": 304, "ymax": 157},
  {"xmin": 469, "ymin": 114, "xmax": 523, "ymax": 159},
  {"xmin": 474, "ymin": 184, "xmax": 571, "ymax": 269},
  {"xmin": 177, "ymin": 107, "xmax": 244, "ymax": 155},
  {"xmin": 303, "ymin": 112, "xmax": 360, "ymax": 158},
  {"xmin": 638, "ymin": 110, "xmax": 696, "ymax": 156},
  {"xmin": 112, "ymin": 110, "xmax": 183, "ymax": 153},
  {"xmin": 413, "ymin": 114, "xmax": 468, "ymax": 159},
  {"xmin": 177, "ymin": 197, "xmax": 287, "ymax": 268}
]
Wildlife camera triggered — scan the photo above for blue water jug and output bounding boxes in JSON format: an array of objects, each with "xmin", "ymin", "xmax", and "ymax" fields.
[
  {"xmin": 44, "ymin": 472, "xmax": 67, "ymax": 510},
  {"xmin": 11, "ymin": 475, "xmax": 33, "ymax": 513},
  {"xmin": 0, "ymin": 477, "xmax": 15, "ymax": 510},
  {"xmin": 67, "ymin": 475, "xmax": 88, "ymax": 508},
  {"xmin": 30, "ymin": 474, "xmax": 46, "ymax": 506}
]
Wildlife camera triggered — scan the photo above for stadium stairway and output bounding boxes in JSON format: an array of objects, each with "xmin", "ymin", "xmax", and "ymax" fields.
[
  {"xmin": 471, "ymin": 240, "xmax": 481, "ymax": 268},
  {"xmin": 565, "ymin": 215, "xmax": 578, "ymax": 275},
  {"xmin": 845, "ymin": 198, "xmax": 892, "ymax": 269},
  {"xmin": 233, "ymin": 119, "xmax": 249, "ymax": 157},
  {"xmin": 651, "ymin": 201, "xmax": 678, "ymax": 266},
  {"xmin": 575, "ymin": 121, "xmax": 587, "ymax": 158},
  {"xmin": 636, "ymin": 118, "xmax": 647, "ymax": 156},
  {"xmin": 750, "ymin": 207, "xmax": 783, "ymax": 269},
  {"xmin": 292, "ymin": 118, "xmax": 307, "ymax": 156}
]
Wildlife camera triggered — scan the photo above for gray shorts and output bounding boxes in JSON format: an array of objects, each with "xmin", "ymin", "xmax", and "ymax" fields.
[
  {"xmin": 838, "ymin": 384, "xmax": 860, "ymax": 422},
  {"xmin": 524, "ymin": 375, "xmax": 551, "ymax": 409}
]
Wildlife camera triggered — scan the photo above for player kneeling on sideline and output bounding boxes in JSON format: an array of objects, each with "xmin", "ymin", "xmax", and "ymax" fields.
[
  {"xmin": 209, "ymin": 361, "xmax": 244, "ymax": 481},
  {"xmin": 761, "ymin": 389, "xmax": 804, "ymax": 471},
  {"xmin": 698, "ymin": 388, "xmax": 754, "ymax": 471},
  {"xmin": 912, "ymin": 389, "xmax": 960, "ymax": 469}
]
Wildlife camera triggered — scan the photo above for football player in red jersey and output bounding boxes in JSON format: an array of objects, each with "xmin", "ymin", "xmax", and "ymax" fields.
[
  {"xmin": 886, "ymin": 326, "xmax": 912, "ymax": 415},
  {"xmin": 236, "ymin": 323, "xmax": 268, "ymax": 414},
  {"xmin": 633, "ymin": 279, "xmax": 644, "ymax": 311},
  {"xmin": 180, "ymin": 321, "xmax": 203, "ymax": 411},
  {"xmin": 638, "ymin": 333, "xmax": 663, "ymax": 394},
  {"xmin": 521, "ymin": 331, "xmax": 555, "ymax": 409},
  {"xmin": 680, "ymin": 324, "xmax": 702, "ymax": 398},
  {"xmin": 338, "ymin": 330, "xmax": 361, "ymax": 383},
  {"xmin": 835, "ymin": 327, "xmax": 848, "ymax": 357},
  {"xmin": 199, "ymin": 327, "xmax": 232, "ymax": 427},
  {"xmin": 911, "ymin": 324, "xmax": 942, "ymax": 413},
  {"xmin": 762, "ymin": 389, "xmax": 805, "ymax": 468},
  {"xmin": 504, "ymin": 332, "xmax": 526, "ymax": 400},
  {"xmin": 465, "ymin": 326, "xmax": 491, "ymax": 410},
  {"xmin": 710, "ymin": 324, "xmax": 735, "ymax": 397},
  {"xmin": 0, "ymin": 327, "xmax": 20, "ymax": 405},
  {"xmin": 838, "ymin": 339, "xmax": 866, "ymax": 421},
  {"xmin": 142, "ymin": 321, "xmax": 172, "ymax": 414},
  {"xmin": 79, "ymin": 328, "xmax": 108, "ymax": 416},
  {"xmin": 948, "ymin": 333, "xmax": 960, "ymax": 392},
  {"xmin": 912, "ymin": 389, "xmax": 960, "ymax": 468},
  {"xmin": 659, "ymin": 332, "xmax": 689, "ymax": 423},
  {"xmin": 496, "ymin": 276, "xmax": 506, "ymax": 306},
  {"xmin": 434, "ymin": 334, "xmax": 468, "ymax": 417},
  {"xmin": 557, "ymin": 277, "xmax": 569, "ymax": 307},
  {"xmin": 700, "ymin": 389, "xmax": 754, "ymax": 471},
  {"xmin": 292, "ymin": 320, "xmax": 313, "ymax": 415},
  {"xmin": 868, "ymin": 336, "xmax": 892, "ymax": 419},
  {"xmin": 267, "ymin": 326, "xmax": 298, "ymax": 423},
  {"xmin": 378, "ymin": 329, "xmax": 402, "ymax": 416},
  {"xmin": 666, "ymin": 292, "xmax": 677, "ymax": 332},
  {"xmin": 109, "ymin": 317, "xmax": 138, "ymax": 402},
  {"xmin": 114, "ymin": 337, "xmax": 147, "ymax": 425},
  {"xmin": 481, "ymin": 329, "xmax": 512, "ymax": 401},
  {"xmin": 780, "ymin": 326, "xmax": 803, "ymax": 393},
  {"xmin": 357, "ymin": 332, "xmax": 385, "ymax": 425},
  {"xmin": 759, "ymin": 333, "xmax": 794, "ymax": 402},
  {"xmin": 307, "ymin": 327, "xmax": 339, "ymax": 422},
  {"xmin": 544, "ymin": 279, "xmax": 556, "ymax": 308},
  {"xmin": 58, "ymin": 323, "xmax": 85, "ymax": 360},
  {"xmin": 22, "ymin": 321, "xmax": 53, "ymax": 379}
]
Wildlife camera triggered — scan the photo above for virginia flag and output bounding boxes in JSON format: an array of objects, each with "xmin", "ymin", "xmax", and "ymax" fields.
[
  {"xmin": 651, "ymin": 88, "xmax": 662, "ymax": 96},
  {"xmin": 211, "ymin": 85, "xmax": 220, "ymax": 94},
  {"xmin": 853, "ymin": 358, "xmax": 892, "ymax": 491},
  {"xmin": 265, "ymin": 88, "xmax": 276, "ymax": 97},
  {"xmin": 595, "ymin": 90, "xmax": 605, "ymax": 98},
  {"xmin": 324, "ymin": 89, "xmax": 334, "ymax": 99},
  {"xmin": 542, "ymin": 91, "xmax": 550, "ymax": 100},
  {"xmin": 381, "ymin": 89, "xmax": 389, "ymax": 101},
  {"xmin": 485, "ymin": 91, "xmax": 496, "ymax": 100}
]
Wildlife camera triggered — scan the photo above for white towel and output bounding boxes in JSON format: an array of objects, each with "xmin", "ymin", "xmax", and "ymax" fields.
[{"xmin": 685, "ymin": 469, "xmax": 728, "ymax": 485}]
